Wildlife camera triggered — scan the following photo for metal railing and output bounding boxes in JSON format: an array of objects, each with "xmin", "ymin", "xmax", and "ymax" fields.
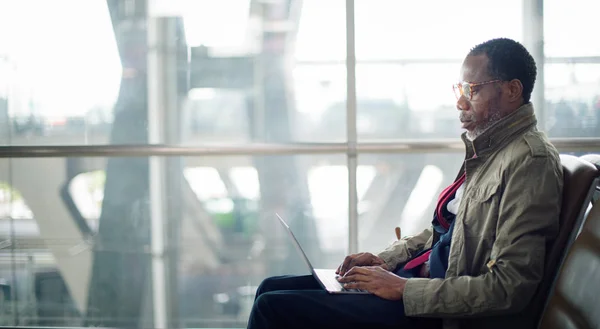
[
  {"xmin": 295, "ymin": 56, "xmax": 600, "ymax": 66},
  {"xmin": 0, "ymin": 138, "xmax": 598, "ymax": 158}
]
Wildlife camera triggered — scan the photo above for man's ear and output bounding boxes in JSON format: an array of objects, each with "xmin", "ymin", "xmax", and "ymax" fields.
[{"xmin": 506, "ymin": 79, "xmax": 524, "ymax": 103}]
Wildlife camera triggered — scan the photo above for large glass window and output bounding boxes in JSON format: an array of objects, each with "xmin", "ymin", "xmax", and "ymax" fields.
[{"xmin": 0, "ymin": 0, "xmax": 598, "ymax": 328}]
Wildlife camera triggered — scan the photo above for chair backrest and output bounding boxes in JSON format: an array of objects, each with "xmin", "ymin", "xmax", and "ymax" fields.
[
  {"xmin": 530, "ymin": 155, "xmax": 600, "ymax": 321},
  {"xmin": 581, "ymin": 154, "xmax": 600, "ymax": 205},
  {"xmin": 538, "ymin": 196, "xmax": 600, "ymax": 329},
  {"xmin": 580, "ymin": 154, "xmax": 600, "ymax": 170}
]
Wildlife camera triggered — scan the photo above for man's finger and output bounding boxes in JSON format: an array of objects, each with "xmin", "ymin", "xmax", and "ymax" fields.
[
  {"xmin": 338, "ymin": 273, "xmax": 370, "ymax": 283},
  {"xmin": 346, "ymin": 258, "xmax": 360, "ymax": 270},
  {"xmin": 345, "ymin": 266, "xmax": 372, "ymax": 276},
  {"xmin": 338, "ymin": 255, "xmax": 354, "ymax": 275},
  {"xmin": 342, "ymin": 254, "xmax": 363, "ymax": 274},
  {"xmin": 343, "ymin": 281, "xmax": 369, "ymax": 291},
  {"xmin": 372, "ymin": 265, "xmax": 388, "ymax": 272}
]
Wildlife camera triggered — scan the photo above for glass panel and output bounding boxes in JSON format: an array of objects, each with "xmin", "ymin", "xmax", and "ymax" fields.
[
  {"xmin": 355, "ymin": 63, "xmax": 463, "ymax": 140},
  {"xmin": 0, "ymin": 0, "xmax": 346, "ymax": 145},
  {"xmin": 0, "ymin": 0, "xmax": 119, "ymax": 146},
  {"xmin": 357, "ymin": 153, "xmax": 462, "ymax": 253},
  {"xmin": 0, "ymin": 154, "xmax": 346, "ymax": 327},
  {"xmin": 354, "ymin": 0, "xmax": 523, "ymax": 141},
  {"xmin": 544, "ymin": 63, "xmax": 600, "ymax": 138},
  {"xmin": 294, "ymin": 1, "xmax": 346, "ymax": 62},
  {"xmin": 355, "ymin": 0, "xmax": 522, "ymax": 61},
  {"xmin": 544, "ymin": 0, "xmax": 600, "ymax": 57}
]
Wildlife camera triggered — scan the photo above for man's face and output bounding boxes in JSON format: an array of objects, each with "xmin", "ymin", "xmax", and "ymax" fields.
[{"xmin": 456, "ymin": 54, "xmax": 504, "ymax": 140}]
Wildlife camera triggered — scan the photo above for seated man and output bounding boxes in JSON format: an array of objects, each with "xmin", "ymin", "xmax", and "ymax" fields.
[{"xmin": 247, "ymin": 38, "xmax": 563, "ymax": 329}]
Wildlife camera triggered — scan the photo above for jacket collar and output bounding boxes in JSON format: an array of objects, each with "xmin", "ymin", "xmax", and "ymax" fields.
[{"xmin": 461, "ymin": 102, "xmax": 537, "ymax": 158}]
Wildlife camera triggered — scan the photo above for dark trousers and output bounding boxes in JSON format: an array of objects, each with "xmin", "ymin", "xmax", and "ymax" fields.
[{"xmin": 247, "ymin": 275, "xmax": 442, "ymax": 329}]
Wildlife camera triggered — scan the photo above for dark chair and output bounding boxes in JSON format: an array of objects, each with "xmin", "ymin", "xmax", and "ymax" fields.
[
  {"xmin": 580, "ymin": 154, "xmax": 600, "ymax": 170},
  {"xmin": 530, "ymin": 155, "xmax": 600, "ymax": 324},
  {"xmin": 580, "ymin": 154, "xmax": 600, "ymax": 205},
  {"xmin": 538, "ymin": 192, "xmax": 600, "ymax": 329}
]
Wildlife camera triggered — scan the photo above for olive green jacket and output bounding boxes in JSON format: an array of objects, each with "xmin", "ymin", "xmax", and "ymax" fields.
[{"xmin": 377, "ymin": 103, "xmax": 563, "ymax": 329}]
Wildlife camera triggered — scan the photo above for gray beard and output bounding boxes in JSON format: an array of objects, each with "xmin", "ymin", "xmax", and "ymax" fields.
[{"xmin": 466, "ymin": 110, "xmax": 503, "ymax": 141}]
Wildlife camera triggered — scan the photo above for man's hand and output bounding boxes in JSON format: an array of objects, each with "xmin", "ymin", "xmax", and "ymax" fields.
[
  {"xmin": 337, "ymin": 266, "xmax": 408, "ymax": 301},
  {"xmin": 336, "ymin": 252, "xmax": 388, "ymax": 276}
]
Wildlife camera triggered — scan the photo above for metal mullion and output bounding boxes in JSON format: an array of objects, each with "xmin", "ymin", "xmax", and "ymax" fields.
[
  {"xmin": 523, "ymin": 0, "xmax": 545, "ymax": 130},
  {"xmin": 147, "ymin": 14, "xmax": 170, "ymax": 329},
  {"xmin": 345, "ymin": 0, "xmax": 359, "ymax": 254}
]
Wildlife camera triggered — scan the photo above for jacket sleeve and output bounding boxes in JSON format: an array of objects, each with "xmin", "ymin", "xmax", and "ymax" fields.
[
  {"xmin": 403, "ymin": 152, "xmax": 563, "ymax": 317},
  {"xmin": 377, "ymin": 227, "xmax": 433, "ymax": 270}
]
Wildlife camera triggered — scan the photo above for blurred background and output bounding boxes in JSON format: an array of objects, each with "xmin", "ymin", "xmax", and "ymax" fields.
[{"xmin": 0, "ymin": 0, "xmax": 599, "ymax": 327}]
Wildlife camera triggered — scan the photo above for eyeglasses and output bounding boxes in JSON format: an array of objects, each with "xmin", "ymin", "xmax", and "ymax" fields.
[{"xmin": 453, "ymin": 79, "xmax": 502, "ymax": 100}]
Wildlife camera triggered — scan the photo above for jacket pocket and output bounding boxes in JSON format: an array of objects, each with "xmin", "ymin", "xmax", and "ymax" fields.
[
  {"xmin": 462, "ymin": 180, "xmax": 502, "ymax": 238},
  {"xmin": 469, "ymin": 181, "xmax": 500, "ymax": 202}
]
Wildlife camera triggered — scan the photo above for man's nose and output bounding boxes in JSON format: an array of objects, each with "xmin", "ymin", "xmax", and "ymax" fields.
[{"xmin": 456, "ymin": 96, "xmax": 470, "ymax": 111}]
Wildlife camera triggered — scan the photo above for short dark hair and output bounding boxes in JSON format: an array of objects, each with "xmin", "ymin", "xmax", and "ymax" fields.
[{"xmin": 469, "ymin": 38, "xmax": 537, "ymax": 103}]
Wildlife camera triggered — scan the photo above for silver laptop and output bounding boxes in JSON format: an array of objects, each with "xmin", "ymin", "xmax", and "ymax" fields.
[{"xmin": 276, "ymin": 213, "xmax": 369, "ymax": 294}]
